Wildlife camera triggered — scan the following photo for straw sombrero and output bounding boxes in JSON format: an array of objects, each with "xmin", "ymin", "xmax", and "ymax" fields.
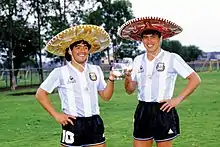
[
  {"xmin": 118, "ymin": 17, "xmax": 182, "ymax": 41},
  {"xmin": 46, "ymin": 25, "xmax": 111, "ymax": 56}
]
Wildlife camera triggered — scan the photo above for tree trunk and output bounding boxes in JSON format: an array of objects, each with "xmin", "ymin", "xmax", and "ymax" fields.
[
  {"xmin": 107, "ymin": 48, "xmax": 110, "ymax": 64},
  {"xmin": 36, "ymin": 0, "xmax": 44, "ymax": 83},
  {"xmin": 9, "ymin": 0, "xmax": 16, "ymax": 90}
]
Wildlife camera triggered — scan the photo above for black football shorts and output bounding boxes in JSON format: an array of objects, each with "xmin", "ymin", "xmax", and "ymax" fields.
[
  {"xmin": 133, "ymin": 101, "xmax": 180, "ymax": 142},
  {"xmin": 60, "ymin": 115, "xmax": 105, "ymax": 146}
]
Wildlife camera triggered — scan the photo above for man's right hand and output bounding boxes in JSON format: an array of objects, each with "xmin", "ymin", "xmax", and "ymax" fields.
[
  {"xmin": 53, "ymin": 112, "xmax": 76, "ymax": 126},
  {"xmin": 124, "ymin": 69, "xmax": 132, "ymax": 77}
]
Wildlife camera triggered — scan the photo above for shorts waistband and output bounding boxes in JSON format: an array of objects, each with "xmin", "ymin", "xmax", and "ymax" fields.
[
  {"xmin": 71, "ymin": 115, "xmax": 100, "ymax": 120},
  {"xmin": 138, "ymin": 100, "xmax": 176, "ymax": 112},
  {"xmin": 138, "ymin": 100, "xmax": 167, "ymax": 109},
  {"xmin": 138, "ymin": 100, "xmax": 165, "ymax": 105}
]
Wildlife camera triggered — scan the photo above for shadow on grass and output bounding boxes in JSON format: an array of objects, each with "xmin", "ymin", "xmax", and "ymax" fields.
[{"xmin": 8, "ymin": 91, "xmax": 36, "ymax": 96}]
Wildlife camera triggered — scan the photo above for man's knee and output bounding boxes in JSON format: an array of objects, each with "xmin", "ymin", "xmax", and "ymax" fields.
[
  {"xmin": 87, "ymin": 143, "xmax": 106, "ymax": 147},
  {"xmin": 156, "ymin": 140, "xmax": 172, "ymax": 147},
  {"xmin": 133, "ymin": 139, "xmax": 153, "ymax": 147}
]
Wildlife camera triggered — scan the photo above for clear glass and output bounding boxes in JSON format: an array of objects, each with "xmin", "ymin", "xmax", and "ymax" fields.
[
  {"xmin": 112, "ymin": 63, "xmax": 123, "ymax": 77},
  {"xmin": 123, "ymin": 61, "xmax": 133, "ymax": 71}
]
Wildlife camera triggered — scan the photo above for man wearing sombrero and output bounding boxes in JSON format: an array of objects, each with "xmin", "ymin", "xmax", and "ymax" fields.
[
  {"xmin": 35, "ymin": 25, "xmax": 116, "ymax": 147},
  {"xmin": 119, "ymin": 17, "xmax": 201, "ymax": 147}
]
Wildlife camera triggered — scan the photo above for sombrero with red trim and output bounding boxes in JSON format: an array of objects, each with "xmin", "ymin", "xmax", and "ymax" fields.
[
  {"xmin": 118, "ymin": 16, "xmax": 182, "ymax": 41},
  {"xmin": 46, "ymin": 25, "xmax": 111, "ymax": 56}
]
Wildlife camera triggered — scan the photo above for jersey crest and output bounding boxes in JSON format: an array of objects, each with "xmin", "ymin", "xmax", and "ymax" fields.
[
  {"xmin": 156, "ymin": 62, "xmax": 165, "ymax": 72},
  {"xmin": 89, "ymin": 72, "xmax": 97, "ymax": 81}
]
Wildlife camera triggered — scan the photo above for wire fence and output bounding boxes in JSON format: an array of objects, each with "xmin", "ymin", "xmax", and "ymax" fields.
[
  {"xmin": 0, "ymin": 68, "xmax": 52, "ymax": 90},
  {"xmin": 0, "ymin": 61, "xmax": 219, "ymax": 90}
]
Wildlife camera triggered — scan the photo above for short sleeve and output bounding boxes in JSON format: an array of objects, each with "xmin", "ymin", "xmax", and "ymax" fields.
[
  {"xmin": 131, "ymin": 55, "xmax": 142, "ymax": 81},
  {"xmin": 96, "ymin": 66, "xmax": 107, "ymax": 91},
  {"xmin": 172, "ymin": 53, "xmax": 194, "ymax": 79},
  {"xmin": 40, "ymin": 68, "xmax": 61, "ymax": 93}
]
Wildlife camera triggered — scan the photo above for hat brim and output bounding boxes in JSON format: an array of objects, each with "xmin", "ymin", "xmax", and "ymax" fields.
[
  {"xmin": 118, "ymin": 17, "xmax": 183, "ymax": 41},
  {"xmin": 46, "ymin": 25, "xmax": 111, "ymax": 56}
]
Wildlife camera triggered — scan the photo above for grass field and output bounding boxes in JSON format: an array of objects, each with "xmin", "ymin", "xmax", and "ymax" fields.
[{"xmin": 0, "ymin": 72, "xmax": 220, "ymax": 147}]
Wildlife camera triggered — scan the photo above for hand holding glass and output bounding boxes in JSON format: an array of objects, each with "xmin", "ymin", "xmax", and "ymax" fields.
[{"xmin": 112, "ymin": 63, "xmax": 123, "ymax": 77}]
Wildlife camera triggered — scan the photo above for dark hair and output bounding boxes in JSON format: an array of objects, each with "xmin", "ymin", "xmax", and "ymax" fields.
[
  {"xmin": 65, "ymin": 40, "xmax": 91, "ymax": 61},
  {"xmin": 141, "ymin": 29, "xmax": 161, "ymax": 38}
]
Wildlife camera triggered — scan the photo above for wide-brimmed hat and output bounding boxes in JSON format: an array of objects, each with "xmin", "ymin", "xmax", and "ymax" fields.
[
  {"xmin": 118, "ymin": 16, "xmax": 182, "ymax": 41},
  {"xmin": 46, "ymin": 25, "xmax": 111, "ymax": 56}
]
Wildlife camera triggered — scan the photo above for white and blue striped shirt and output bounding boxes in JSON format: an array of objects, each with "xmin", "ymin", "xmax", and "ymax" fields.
[
  {"xmin": 131, "ymin": 49, "xmax": 194, "ymax": 102},
  {"xmin": 40, "ymin": 62, "xmax": 107, "ymax": 117}
]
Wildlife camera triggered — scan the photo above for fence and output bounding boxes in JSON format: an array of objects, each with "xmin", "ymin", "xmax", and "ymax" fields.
[
  {"xmin": 187, "ymin": 60, "xmax": 220, "ymax": 72},
  {"xmin": 0, "ymin": 68, "xmax": 52, "ymax": 89},
  {"xmin": 0, "ymin": 61, "xmax": 219, "ymax": 89}
]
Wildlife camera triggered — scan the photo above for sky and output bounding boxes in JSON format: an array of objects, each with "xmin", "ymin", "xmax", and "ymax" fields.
[{"xmin": 129, "ymin": 0, "xmax": 220, "ymax": 52}]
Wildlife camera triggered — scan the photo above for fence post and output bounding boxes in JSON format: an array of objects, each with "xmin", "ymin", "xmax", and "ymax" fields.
[
  {"xmin": 209, "ymin": 61, "xmax": 212, "ymax": 72},
  {"xmin": 217, "ymin": 61, "xmax": 219, "ymax": 71}
]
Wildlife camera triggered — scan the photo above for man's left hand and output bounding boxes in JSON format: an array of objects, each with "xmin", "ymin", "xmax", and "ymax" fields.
[{"xmin": 160, "ymin": 97, "xmax": 182, "ymax": 112}]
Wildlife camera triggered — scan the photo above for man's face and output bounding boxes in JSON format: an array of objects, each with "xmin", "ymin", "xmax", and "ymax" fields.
[
  {"xmin": 142, "ymin": 34, "xmax": 160, "ymax": 53},
  {"xmin": 71, "ymin": 42, "xmax": 89, "ymax": 64}
]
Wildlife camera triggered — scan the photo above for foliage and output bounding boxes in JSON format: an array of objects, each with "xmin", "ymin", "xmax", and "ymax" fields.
[
  {"xmin": 84, "ymin": 0, "xmax": 139, "ymax": 64},
  {"xmin": 41, "ymin": 0, "xmax": 100, "ymax": 63},
  {"xmin": 0, "ymin": 0, "xmax": 204, "ymax": 69},
  {"xmin": 0, "ymin": 18, "xmax": 39, "ymax": 70},
  {"xmin": 162, "ymin": 40, "xmax": 203, "ymax": 62}
]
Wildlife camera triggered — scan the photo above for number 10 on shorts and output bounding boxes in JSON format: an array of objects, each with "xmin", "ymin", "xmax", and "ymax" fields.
[{"xmin": 62, "ymin": 130, "xmax": 75, "ymax": 144}]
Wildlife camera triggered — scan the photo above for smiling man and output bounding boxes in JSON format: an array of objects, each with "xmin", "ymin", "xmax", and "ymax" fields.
[
  {"xmin": 118, "ymin": 17, "xmax": 201, "ymax": 147},
  {"xmin": 35, "ymin": 25, "xmax": 117, "ymax": 147}
]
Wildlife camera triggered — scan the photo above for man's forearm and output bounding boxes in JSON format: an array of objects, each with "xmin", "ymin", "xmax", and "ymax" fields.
[
  {"xmin": 101, "ymin": 78, "xmax": 114, "ymax": 101},
  {"xmin": 124, "ymin": 76, "xmax": 136, "ymax": 94},
  {"xmin": 177, "ymin": 72, "xmax": 201, "ymax": 101}
]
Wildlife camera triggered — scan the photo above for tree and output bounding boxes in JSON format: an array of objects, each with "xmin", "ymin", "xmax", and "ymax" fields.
[
  {"xmin": 0, "ymin": 0, "xmax": 43, "ymax": 89},
  {"xmin": 42, "ymin": 0, "xmax": 97, "ymax": 64},
  {"xmin": 84, "ymin": 0, "xmax": 138, "ymax": 64},
  {"xmin": 183, "ymin": 45, "xmax": 202, "ymax": 62},
  {"xmin": 115, "ymin": 39, "xmax": 140, "ymax": 59},
  {"xmin": 162, "ymin": 39, "xmax": 202, "ymax": 62},
  {"xmin": 0, "ymin": 18, "xmax": 40, "ymax": 69},
  {"xmin": 162, "ymin": 40, "xmax": 182, "ymax": 54}
]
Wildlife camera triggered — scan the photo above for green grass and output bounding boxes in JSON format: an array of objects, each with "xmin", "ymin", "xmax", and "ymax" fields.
[{"xmin": 0, "ymin": 72, "xmax": 220, "ymax": 147}]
